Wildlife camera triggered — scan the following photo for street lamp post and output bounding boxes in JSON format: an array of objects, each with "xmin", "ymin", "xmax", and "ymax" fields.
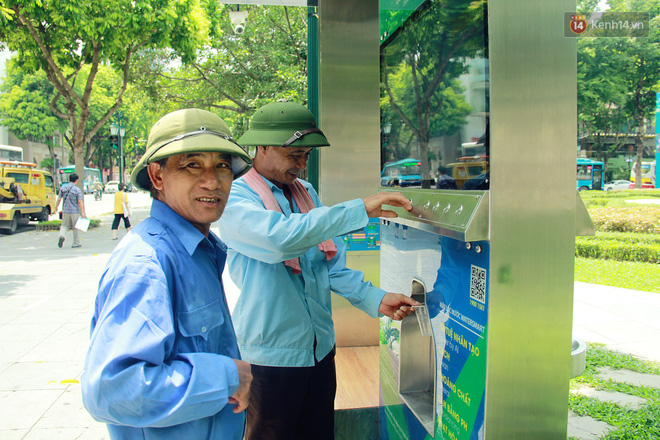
[{"xmin": 110, "ymin": 114, "xmax": 126, "ymax": 184}]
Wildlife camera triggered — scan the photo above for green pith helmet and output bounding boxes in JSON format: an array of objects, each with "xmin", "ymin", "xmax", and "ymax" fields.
[
  {"xmin": 131, "ymin": 109, "xmax": 253, "ymax": 191},
  {"xmin": 237, "ymin": 101, "xmax": 330, "ymax": 148}
]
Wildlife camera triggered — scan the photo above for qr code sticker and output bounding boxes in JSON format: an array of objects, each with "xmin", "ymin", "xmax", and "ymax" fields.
[{"xmin": 470, "ymin": 265, "xmax": 487, "ymax": 304}]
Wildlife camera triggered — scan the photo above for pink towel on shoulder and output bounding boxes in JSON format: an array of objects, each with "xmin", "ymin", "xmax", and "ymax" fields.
[{"xmin": 242, "ymin": 168, "xmax": 337, "ymax": 274}]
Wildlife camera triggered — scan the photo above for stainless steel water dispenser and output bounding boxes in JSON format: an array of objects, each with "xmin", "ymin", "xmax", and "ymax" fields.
[{"xmin": 399, "ymin": 279, "xmax": 435, "ymax": 435}]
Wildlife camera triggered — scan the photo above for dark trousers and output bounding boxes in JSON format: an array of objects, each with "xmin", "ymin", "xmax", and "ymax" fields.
[
  {"xmin": 245, "ymin": 348, "xmax": 336, "ymax": 440},
  {"xmin": 111, "ymin": 214, "xmax": 131, "ymax": 230}
]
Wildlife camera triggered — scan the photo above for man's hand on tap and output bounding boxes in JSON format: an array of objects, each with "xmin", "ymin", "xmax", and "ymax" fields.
[
  {"xmin": 379, "ymin": 293, "xmax": 420, "ymax": 321},
  {"xmin": 362, "ymin": 192, "xmax": 412, "ymax": 218}
]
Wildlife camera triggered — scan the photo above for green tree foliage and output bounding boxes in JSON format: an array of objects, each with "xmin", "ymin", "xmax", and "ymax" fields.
[
  {"xmin": 381, "ymin": 0, "xmax": 485, "ymax": 187},
  {"xmin": 578, "ymin": 0, "xmax": 660, "ymax": 188},
  {"xmin": 0, "ymin": 0, "xmax": 220, "ymax": 186},
  {"xmin": 577, "ymin": 37, "xmax": 630, "ymax": 175},
  {"xmin": 130, "ymin": 5, "xmax": 308, "ymax": 138},
  {"xmin": 0, "ymin": 59, "xmax": 64, "ymax": 163}
]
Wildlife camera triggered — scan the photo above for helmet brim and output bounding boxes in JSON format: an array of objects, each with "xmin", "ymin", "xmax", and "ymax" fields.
[
  {"xmin": 131, "ymin": 134, "xmax": 252, "ymax": 192},
  {"xmin": 237, "ymin": 129, "xmax": 330, "ymax": 148}
]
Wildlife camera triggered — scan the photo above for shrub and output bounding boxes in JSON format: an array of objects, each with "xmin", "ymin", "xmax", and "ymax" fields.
[
  {"xmin": 580, "ymin": 189, "xmax": 660, "ymax": 208},
  {"xmin": 576, "ymin": 237, "xmax": 660, "ymax": 263},
  {"xmin": 35, "ymin": 219, "xmax": 101, "ymax": 231},
  {"xmin": 589, "ymin": 231, "xmax": 660, "ymax": 244},
  {"xmin": 588, "ymin": 206, "xmax": 660, "ymax": 234}
]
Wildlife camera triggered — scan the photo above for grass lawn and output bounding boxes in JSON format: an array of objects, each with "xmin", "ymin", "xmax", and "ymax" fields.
[
  {"xmin": 575, "ymin": 257, "xmax": 660, "ymax": 293},
  {"xmin": 569, "ymin": 344, "xmax": 660, "ymax": 440},
  {"xmin": 570, "ymin": 191, "xmax": 660, "ymax": 439}
]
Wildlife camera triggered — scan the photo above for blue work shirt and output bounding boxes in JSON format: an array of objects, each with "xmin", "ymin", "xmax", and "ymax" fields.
[
  {"xmin": 217, "ymin": 175, "xmax": 386, "ymax": 367},
  {"xmin": 81, "ymin": 199, "xmax": 244, "ymax": 440}
]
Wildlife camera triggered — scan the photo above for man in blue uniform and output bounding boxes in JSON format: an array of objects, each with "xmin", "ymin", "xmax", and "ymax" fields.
[
  {"xmin": 82, "ymin": 109, "xmax": 253, "ymax": 439},
  {"xmin": 218, "ymin": 101, "xmax": 418, "ymax": 440}
]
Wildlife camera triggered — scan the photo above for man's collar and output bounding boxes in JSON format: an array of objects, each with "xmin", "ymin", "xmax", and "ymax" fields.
[
  {"xmin": 150, "ymin": 199, "xmax": 216, "ymax": 256},
  {"xmin": 246, "ymin": 169, "xmax": 285, "ymax": 193}
]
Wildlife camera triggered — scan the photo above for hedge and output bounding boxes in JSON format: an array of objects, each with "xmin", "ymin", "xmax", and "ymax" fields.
[
  {"xmin": 588, "ymin": 206, "xmax": 660, "ymax": 234},
  {"xmin": 576, "ymin": 234, "xmax": 660, "ymax": 264},
  {"xmin": 35, "ymin": 219, "xmax": 101, "ymax": 231},
  {"xmin": 583, "ymin": 231, "xmax": 660, "ymax": 245},
  {"xmin": 580, "ymin": 189, "xmax": 660, "ymax": 208}
]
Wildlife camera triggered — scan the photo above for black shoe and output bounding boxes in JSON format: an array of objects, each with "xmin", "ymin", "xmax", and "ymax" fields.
[{"xmin": 58, "ymin": 236, "xmax": 65, "ymax": 248}]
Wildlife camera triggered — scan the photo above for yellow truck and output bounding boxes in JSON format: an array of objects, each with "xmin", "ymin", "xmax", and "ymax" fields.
[
  {"xmin": 0, "ymin": 161, "xmax": 57, "ymax": 234},
  {"xmin": 448, "ymin": 156, "xmax": 490, "ymax": 189}
]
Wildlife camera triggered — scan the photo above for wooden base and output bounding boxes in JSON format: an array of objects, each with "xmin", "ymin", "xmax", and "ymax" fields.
[{"xmin": 334, "ymin": 346, "xmax": 380, "ymax": 410}]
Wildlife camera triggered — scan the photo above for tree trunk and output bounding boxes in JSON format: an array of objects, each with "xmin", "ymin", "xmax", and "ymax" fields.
[
  {"xmin": 634, "ymin": 119, "xmax": 645, "ymax": 189},
  {"xmin": 73, "ymin": 134, "xmax": 86, "ymax": 194}
]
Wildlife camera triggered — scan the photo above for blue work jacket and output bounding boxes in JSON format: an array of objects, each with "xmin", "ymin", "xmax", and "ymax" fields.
[
  {"xmin": 218, "ymin": 175, "xmax": 386, "ymax": 367},
  {"xmin": 81, "ymin": 199, "xmax": 244, "ymax": 439}
]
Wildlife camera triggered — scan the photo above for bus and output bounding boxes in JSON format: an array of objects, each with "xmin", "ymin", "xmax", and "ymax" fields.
[
  {"xmin": 0, "ymin": 145, "xmax": 24, "ymax": 162},
  {"xmin": 630, "ymin": 160, "xmax": 656, "ymax": 188},
  {"xmin": 577, "ymin": 158, "xmax": 604, "ymax": 191},
  {"xmin": 58, "ymin": 165, "xmax": 102, "ymax": 194},
  {"xmin": 380, "ymin": 158, "xmax": 422, "ymax": 187}
]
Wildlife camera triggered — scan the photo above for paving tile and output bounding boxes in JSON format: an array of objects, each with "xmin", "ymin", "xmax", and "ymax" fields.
[
  {"xmin": 597, "ymin": 367, "xmax": 660, "ymax": 389},
  {"xmin": 0, "ymin": 390, "xmax": 64, "ymax": 430},
  {"xmin": 567, "ymin": 411, "xmax": 615, "ymax": 440},
  {"xmin": 23, "ymin": 427, "xmax": 98, "ymax": 440},
  {"xmin": 571, "ymin": 326, "xmax": 616, "ymax": 346},
  {"xmin": 573, "ymin": 387, "xmax": 647, "ymax": 409},
  {"xmin": 0, "ymin": 295, "xmax": 53, "ymax": 312},
  {"xmin": 585, "ymin": 321, "xmax": 660, "ymax": 349},
  {"xmin": 0, "ymin": 361, "xmax": 83, "ymax": 392},
  {"xmin": 0, "ymin": 323, "xmax": 62, "ymax": 343},
  {"xmin": 9, "ymin": 308, "xmax": 79, "ymax": 326},
  {"xmin": 19, "ymin": 323, "xmax": 90, "ymax": 363},
  {"xmin": 0, "ymin": 340, "xmax": 41, "ymax": 364},
  {"xmin": 33, "ymin": 296, "xmax": 94, "ymax": 312},
  {"xmin": 0, "ymin": 309, "xmax": 23, "ymax": 325},
  {"xmin": 0, "ymin": 429, "xmax": 30, "ymax": 439},
  {"xmin": 32, "ymin": 387, "xmax": 99, "ymax": 430},
  {"xmin": 607, "ymin": 340, "xmax": 660, "ymax": 364},
  {"xmin": 75, "ymin": 427, "xmax": 111, "ymax": 440}
]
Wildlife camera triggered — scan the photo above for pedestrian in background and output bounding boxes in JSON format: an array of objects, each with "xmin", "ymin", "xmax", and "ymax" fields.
[
  {"xmin": 435, "ymin": 165, "xmax": 458, "ymax": 190},
  {"xmin": 54, "ymin": 172, "xmax": 86, "ymax": 248},
  {"xmin": 112, "ymin": 183, "xmax": 131, "ymax": 240}
]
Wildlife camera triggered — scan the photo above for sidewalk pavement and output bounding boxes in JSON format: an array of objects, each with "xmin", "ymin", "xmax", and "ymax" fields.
[{"xmin": 0, "ymin": 195, "xmax": 658, "ymax": 438}]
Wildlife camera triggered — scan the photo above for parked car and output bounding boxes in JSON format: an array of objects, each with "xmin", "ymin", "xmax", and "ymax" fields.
[
  {"xmin": 105, "ymin": 181, "xmax": 120, "ymax": 193},
  {"xmin": 629, "ymin": 182, "xmax": 655, "ymax": 189},
  {"xmin": 603, "ymin": 180, "xmax": 632, "ymax": 191}
]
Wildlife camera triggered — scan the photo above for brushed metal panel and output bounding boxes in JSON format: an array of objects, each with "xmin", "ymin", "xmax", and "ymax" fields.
[
  {"xmin": 317, "ymin": 0, "xmax": 381, "ymax": 205},
  {"xmin": 486, "ymin": 1, "xmax": 577, "ymax": 438},
  {"xmin": 576, "ymin": 192, "xmax": 595, "ymax": 236},
  {"xmin": 319, "ymin": 0, "xmax": 382, "ymax": 348},
  {"xmin": 379, "ymin": 188, "xmax": 490, "ymax": 242}
]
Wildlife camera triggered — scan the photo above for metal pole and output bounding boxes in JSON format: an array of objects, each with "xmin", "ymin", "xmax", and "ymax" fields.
[
  {"xmin": 306, "ymin": 6, "xmax": 319, "ymax": 192},
  {"xmin": 119, "ymin": 132, "xmax": 123, "ymax": 185}
]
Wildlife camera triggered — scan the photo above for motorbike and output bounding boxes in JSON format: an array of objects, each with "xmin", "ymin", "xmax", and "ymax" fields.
[{"xmin": 93, "ymin": 189, "xmax": 102, "ymax": 201}]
